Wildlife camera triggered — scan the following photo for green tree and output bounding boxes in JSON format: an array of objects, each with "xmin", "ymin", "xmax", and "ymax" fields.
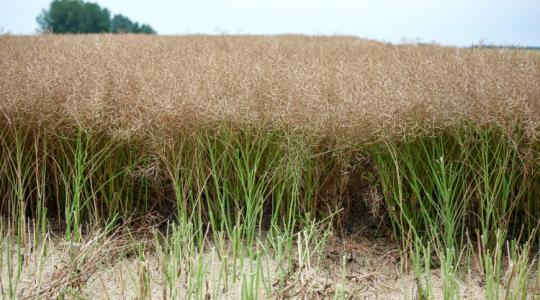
[
  {"xmin": 37, "ymin": 0, "xmax": 156, "ymax": 34},
  {"xmin": 111, "ymin": 14, "xmax": 156, "ymax": 34},
  {"xmin": 111, "ymin": 14, "xmax": 136, "ymax": 33},
  {"xmin": 137, "ymin": 24, "xmax": 156, "ymax": 34},
  {"xmin": 37, "ymin": 0, "xmax": 110, "ymax": 33}
]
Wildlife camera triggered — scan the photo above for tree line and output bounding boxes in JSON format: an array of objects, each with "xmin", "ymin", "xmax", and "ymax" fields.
[{"xmin": 37, "ymin": 0, "xmax": 156, "ymax": 34}]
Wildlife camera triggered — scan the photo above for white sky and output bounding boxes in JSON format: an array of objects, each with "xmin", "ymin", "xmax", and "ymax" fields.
[{"xmin": 1, "ymin": 0, "xmax": 539, "ymax": 46}]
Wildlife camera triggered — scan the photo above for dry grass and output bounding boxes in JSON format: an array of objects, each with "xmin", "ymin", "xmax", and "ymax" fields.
[
  {"xmin": 3, "ymin": 226, "xmax": 488, "ymax": 299},
  {"xmin": 1, "ymin": 34, "xmax": 539, "ymax": 141}
]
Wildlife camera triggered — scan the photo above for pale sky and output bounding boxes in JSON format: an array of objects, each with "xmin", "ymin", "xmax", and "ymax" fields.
[{"xmin": 1, "ymin": 0, "xmax": 539, "ymax": 46}]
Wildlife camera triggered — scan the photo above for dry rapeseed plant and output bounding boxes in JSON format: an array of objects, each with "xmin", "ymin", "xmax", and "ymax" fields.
[
  {"xmin": 1, "ymin": 34, "xmax": 540, "ymax": 300},
  {"xmin": 0, "ymin": 34, "xmax": 538, "ymax": 142}
]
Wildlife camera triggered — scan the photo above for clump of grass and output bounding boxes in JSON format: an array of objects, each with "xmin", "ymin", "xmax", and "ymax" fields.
[
  {"xmin": 372, "ymin": 123, "xmax": 540, "ymax": 297},
  {"xmin": 372, "ymin": 124, "xmax": 539, "ymax": 248}
]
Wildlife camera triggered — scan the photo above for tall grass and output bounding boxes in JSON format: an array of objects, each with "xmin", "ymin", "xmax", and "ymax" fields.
[
  {"xmin": 372, "ymin": 124, "xmax": 540, "ymax": 298},
  {"xmin": 373, "ymin": 124, "xmax": 539, "ymax": 247},
  {"xmin": 1, "ymin": 121, "xmax": 538, "ymax": 297}
]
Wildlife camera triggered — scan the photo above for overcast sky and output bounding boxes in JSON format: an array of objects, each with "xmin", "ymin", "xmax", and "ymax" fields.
[{"xmin": 1, "ymin": 0, "xmax": 539, "ymax": 46}]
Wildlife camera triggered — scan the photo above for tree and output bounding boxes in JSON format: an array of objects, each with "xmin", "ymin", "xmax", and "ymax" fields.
[
  {"xmin": 37, "ymin": 0, "xmax": 156, "ymax": 34},
  {"xmin": 111, "ymin": 14, "xmax": 156, "ymax": 34},
  {"xmin": 111, "ymin": 14, "xmax": 135, "ymax": 33},
  {"xmin": 137, "ymin": 24, "xmax": 156, "ymax": 34},
  {"xmin": 37, "ymin": 0, "xmax": 110, "ymax": 33}
]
